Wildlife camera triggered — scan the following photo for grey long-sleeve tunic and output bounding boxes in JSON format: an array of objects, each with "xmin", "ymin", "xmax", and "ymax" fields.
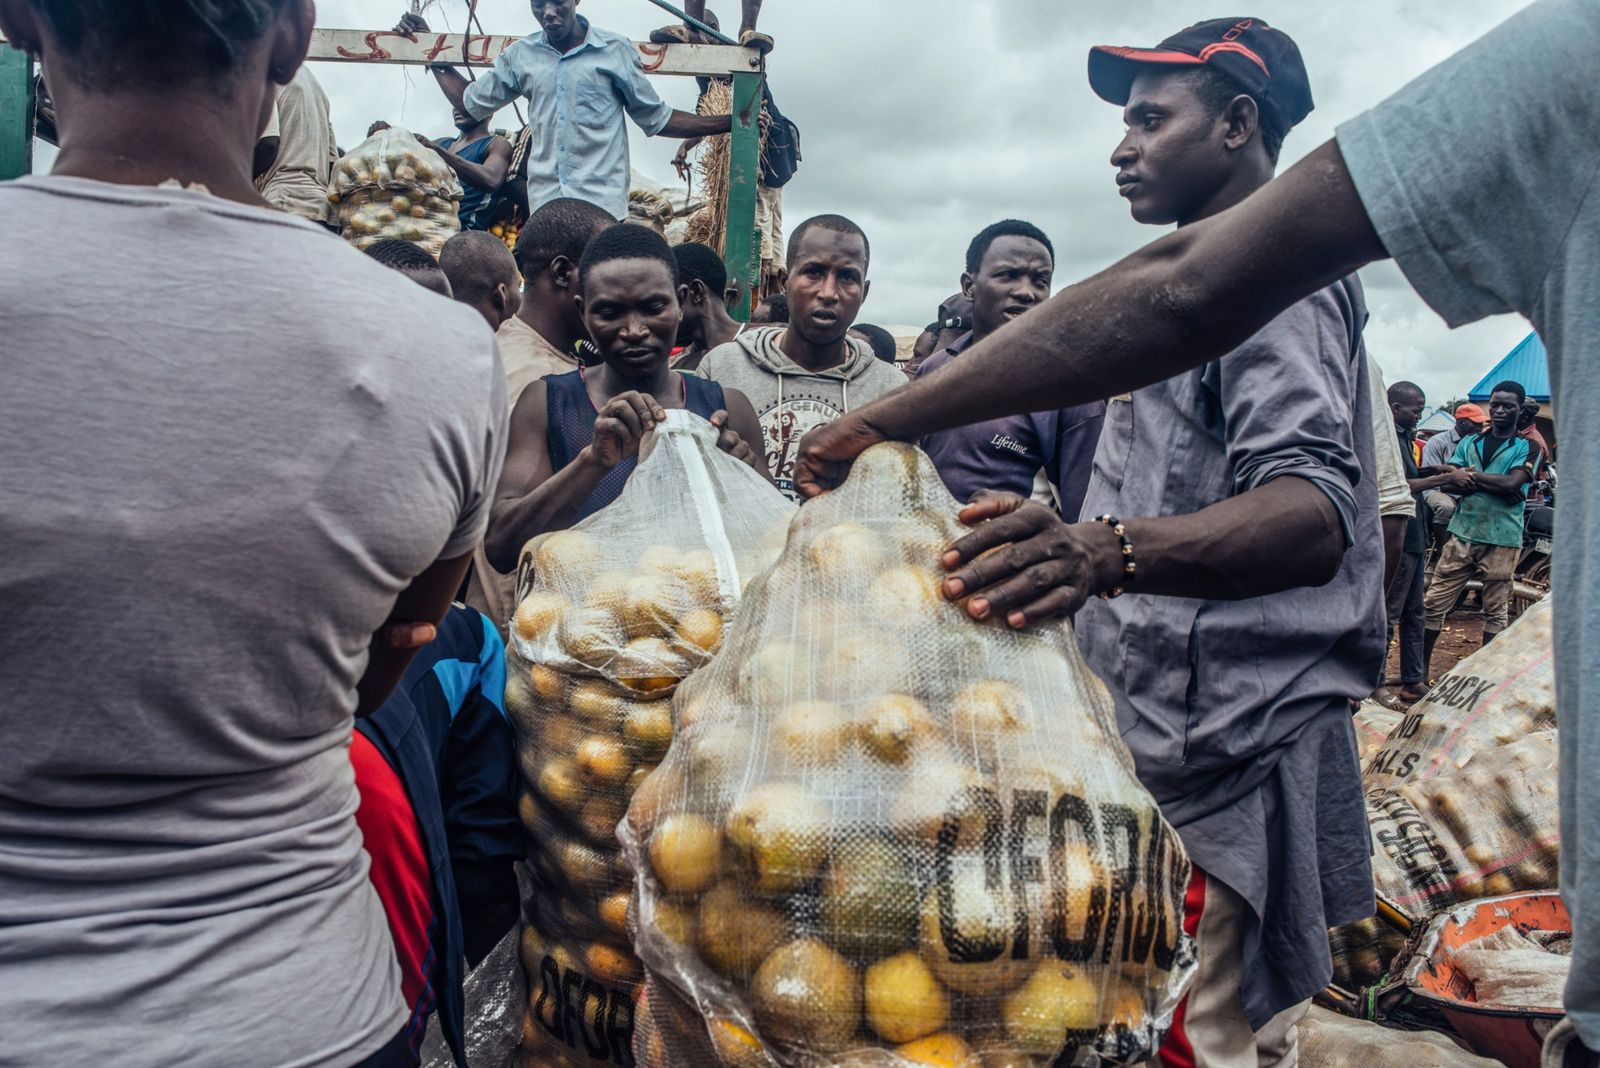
[{"xmin": 1075, "ymin": 275, "xmax": 1386, "ymax": 1026}]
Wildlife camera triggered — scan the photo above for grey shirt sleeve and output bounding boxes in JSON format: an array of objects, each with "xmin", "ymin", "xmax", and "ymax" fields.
[
  {"xmin": 442, "ymin": 337, "xmax": 510, "ymax": 559},
  {"xmin": 1336, "ymin": 0, "xmax": 1600, "ymax": 327},
  {"xmin": 1204, "ymin": 289, "xmax": 1364, "ymax": 546}
]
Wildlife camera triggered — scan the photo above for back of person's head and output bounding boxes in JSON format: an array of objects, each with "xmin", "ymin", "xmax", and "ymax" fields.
[
  {"xmin": 440, "ymin": 231, "xmax": 521, "ymax": 328},
  {"xmin": 364, "ymin": 239, "xmax": 452, "ymax": 297},
  {"xmin": 515, "ymin": 197, "xmax": 616, "ymax": 280},
  {"xmin": 1492, "ymin": 379, "xmax": 1528, "ymax": 405},
  {"xmin": 579, "ymin": 223, "xmax": 680, "ymax": 296},
  {"xmin": 674, "ymin": 242, "xmax": 728, "ymax": 300},
  {"xmin": 1387, "ymin": 380, "xmax": 1425, "ymax": 406},
  {"xmin": 965, "ymin": 220, "xmax": 1055, "ymax": 275},
  {"xmin": 14, "ymin": 0, "xmax": 308, "ymax": 90},
  {"xmin": 786, "ymin": 214, "xmax": 870, "ymax": 270},
  {"xmin": 752, "ymin": 293, "xmax": 789, "ymax": 324},
  {"xmin": 851, "ymin": 324, "xmax": 898, "ymax": 364}
]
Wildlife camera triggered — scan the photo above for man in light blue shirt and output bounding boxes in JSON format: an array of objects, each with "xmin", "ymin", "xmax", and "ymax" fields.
[{"xmin": 402, "ymin": 2, "xmax": 731, "ymax": 220}]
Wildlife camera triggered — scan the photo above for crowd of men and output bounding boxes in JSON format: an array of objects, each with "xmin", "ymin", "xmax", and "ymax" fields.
[{"xmin": 2, "ymin": 2, "xmax": 1594, "ymax": 1068}]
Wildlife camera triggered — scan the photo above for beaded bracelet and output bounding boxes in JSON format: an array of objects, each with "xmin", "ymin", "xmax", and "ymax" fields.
[{"xmin": 1093, "ymin": 514, "xmax": 1137, "ymax": 600}]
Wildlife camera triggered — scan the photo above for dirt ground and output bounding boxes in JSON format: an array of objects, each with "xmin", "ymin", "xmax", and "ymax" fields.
[{"xmin": 1385, "ymin": 608, "xmax": 1484, "ymax": 691}]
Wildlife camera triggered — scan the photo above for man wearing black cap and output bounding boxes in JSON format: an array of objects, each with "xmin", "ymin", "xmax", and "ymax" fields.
[
  {"xmin": 791, "ymin": 3, "xmax": 1600, "ymax": 1062},
  {"xmin": 1078, "ymin": 25, "xmax": 1381, "ymax": 1063},
  {"xmin": 804, "ymin": 19, "xmax": 1383, "ymax": 1066},
  {"xmin": 1077, "ymin": 22, "xmax": 1382, "ymax": 1064}
]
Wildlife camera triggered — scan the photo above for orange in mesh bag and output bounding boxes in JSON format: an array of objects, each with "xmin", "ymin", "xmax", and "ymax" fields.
[
  {"xmin": 1329, "ymin": 599, "xmax": 1558, "ymax": 992},
  {"xmin": 330, "ymin": 126, "xmax": 463, "ymax": 258},
  {"xmin": 505, "ymin": 411, "xmax": 794, "ymax": 1067},
  {"xmin": 620, "ymin": 444, "xmax": 1196, "ymax": 1068}
]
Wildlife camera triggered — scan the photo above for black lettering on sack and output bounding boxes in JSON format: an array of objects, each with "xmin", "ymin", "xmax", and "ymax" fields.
[
  {"xmin": 1047, "ymin": 793, "xmax": 1105, "ymax": 962},
  {"xmin": 1008, "ymin": 788, "xmax": 1048, "ymax": 959},
  {"xmin": 934, "ymin": 785, "xmax": 1006, "ymax": 964},
  {"xmin": 1132, "ymin": 819, "xmax": 1167, "ymax": 968},
  {"xmin": 561, "ymin": 967, "xmax": 588, "ymax": 1052},
  {"xmin": 1100, "ymin": 804, "xmax": 1140, "ymax": 966},
  {"xmin": 1399, "ymin": 752, "xmax": 1421, "ymax": 778},
  {"xmin": 578, "ymin": 978, "xmax": 610, "ymax": 1059},
  {"xmin": 1158, "ymin": 826, "xmax": 1187, "ymax": 971},
  {"xmin": 607, "ymin": 988, "xmax": 637, "ymax": 1068},
  {"xmin": 535, "ymin": 955, "xmax": 564, "ymax": 1041},
  {"xmin": 1396, "ymin": 712, "xmax": 1424, "ymax": 739},
  {"xmin": 531, "ymin": 949, "xmax": 639, "ymax": 1065},
  {"xmin": 1457, "ymin": 678, "xmax": 1495, "ymax": 712}
]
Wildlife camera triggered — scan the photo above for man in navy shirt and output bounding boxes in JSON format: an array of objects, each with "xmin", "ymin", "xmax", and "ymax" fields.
[
  {"xmin": 418, "ymin": 107, "xmax": 512, "ymax": 233},
  {"xmin": 915, "ymin": 220, "xmax": 1104, "ymax": 517}
]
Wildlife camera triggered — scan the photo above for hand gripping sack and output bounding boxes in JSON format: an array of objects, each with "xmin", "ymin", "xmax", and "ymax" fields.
[
  {"xmin": 330, "ymin": 126, "xmax": 462, "ymax": 257},
  {"xmin": 620, "ymin": 443, "xmax": 1196, "ymax": 1068},
  {"xmin": 504, "ymin": 411, "xmax": 794, "ymax": 1068},
  {"xmin": 1328, "ymin": 599, "xmax": 1558, "ymax": 992}
]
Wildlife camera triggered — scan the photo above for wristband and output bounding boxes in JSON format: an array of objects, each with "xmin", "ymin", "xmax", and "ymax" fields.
[{"xmin": 1092, "ymin": 514, "xmax": 1136, "ymax": 600}]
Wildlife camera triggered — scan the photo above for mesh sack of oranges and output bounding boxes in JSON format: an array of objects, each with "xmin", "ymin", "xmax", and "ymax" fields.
[
  {"xmin": 505, "ymin": 410, "xmax": 793, "ymax": 1068},
  {"xmin": 619, "ymin": 443, "xmax": 1197, "ymax": 1068},
  {"xmin": 329, "ymin": 126, "xmax": 463, "ymax": 258},
  {"xmin": 1329, "ymin": 599, "xmax": 1558, "ymax": 993}
]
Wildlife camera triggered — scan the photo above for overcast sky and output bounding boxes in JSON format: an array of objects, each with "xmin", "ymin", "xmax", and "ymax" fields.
[{"xmin": 59, "ymin": 0, "xmax": 1543, "ymax": 405}]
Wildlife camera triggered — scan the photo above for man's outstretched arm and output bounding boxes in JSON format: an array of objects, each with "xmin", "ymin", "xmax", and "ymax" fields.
[{"xmin": 794, "ymin": 139, "xmax": 1389, "ymax": 496}]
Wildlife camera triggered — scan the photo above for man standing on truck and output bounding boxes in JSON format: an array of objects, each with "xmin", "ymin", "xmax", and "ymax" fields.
[
  {"xmin": 399, "ymin": 3, "xmax": 734, "ymax": 221},
  {"xmin": 418, "ymin": 107, "xmax": 512, "ymax": 233}
]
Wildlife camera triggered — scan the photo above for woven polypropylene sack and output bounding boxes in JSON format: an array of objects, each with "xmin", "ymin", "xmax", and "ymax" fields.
[
  {"xmin": 1295, "ymin": 1006, "xmax": 1501, "ymax": 1068},
  {"xmin": 620, "ymin": 443, "xmax": 1196, "ymax": 1068},
  {"xmin": 1363, "ymin": 599, "xmax": 1554, "ymax": 791},
  {"xmin": 330, "ymin": 126, "xmax": 462, "ymax": 258},
  {"xmin": 506, "ymin": 411, "xmax": 794, "ymax": 1067},
  {"xmin": 1329, "ymin": 601, "xmax": 1558, "ymax": 991}
]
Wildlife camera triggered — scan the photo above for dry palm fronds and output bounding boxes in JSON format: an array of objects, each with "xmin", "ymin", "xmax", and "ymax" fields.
[{"xmin": 684, "ymin": 78, "xmax": 769, "ymax": 255}]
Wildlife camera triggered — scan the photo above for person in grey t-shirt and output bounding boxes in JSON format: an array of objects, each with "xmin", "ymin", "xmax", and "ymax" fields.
[
  {"xmin": 795, "ymin": 1, "xmax": 1598, "ymax": 1061},
  {"xmin": 0, "ymin": 4, "xmax": 505, "ymax": 1066}
]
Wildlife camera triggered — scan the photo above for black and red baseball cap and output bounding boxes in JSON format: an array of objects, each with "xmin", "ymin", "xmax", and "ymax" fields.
[{"xmin": 1088, "ymin": 18, "xmax": 1314, "ymax": 133}]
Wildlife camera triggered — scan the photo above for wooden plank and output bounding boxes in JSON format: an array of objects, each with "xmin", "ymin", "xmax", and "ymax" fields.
[
  {"xmin": 306, "ymin": 29, "xmax": 759, "ymax": 77},
  {"xmin": 721, "ymin": 70, "xmax": 763, "ymax": 322},
  {"xmin": 0, "ymin": 49, "xmax": 33, "ymax": 181}
]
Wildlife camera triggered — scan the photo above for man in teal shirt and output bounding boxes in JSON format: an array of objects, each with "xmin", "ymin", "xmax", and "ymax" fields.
[{"xmin": 1421, "ymin": 380, "xmax": 1540, "ymax": 678}]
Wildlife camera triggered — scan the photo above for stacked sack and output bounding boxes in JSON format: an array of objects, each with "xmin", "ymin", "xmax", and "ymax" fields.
[
  {"xmin": 330, "ymin": 126, "xmax": 462, "ymax": 257},
  {"xmin": 1329, "ymin": 599, "xmax": 1557, "ymax": 991},
  {"xmin": 622, "ymin": 444, "xmax": 1196, "ymax": 1068},
  {"xmin": 505, "ymin": 411, "xmax": 793, "ymax": 1068}
]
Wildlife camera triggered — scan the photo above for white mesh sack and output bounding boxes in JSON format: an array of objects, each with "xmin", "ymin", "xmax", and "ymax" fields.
[{"xmin": 621, "ymin": 442, "xmax": 1196, "ymax": 1068}]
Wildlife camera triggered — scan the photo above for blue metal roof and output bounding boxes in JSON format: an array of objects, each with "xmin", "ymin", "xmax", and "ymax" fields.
[
  {"xmin": 1417, "ymin": 407, "xmax": 1456, "ymax": 433},
  {"xmin": 1469, "ymin": 332, "xmax": 1550, "ymax": 402}
]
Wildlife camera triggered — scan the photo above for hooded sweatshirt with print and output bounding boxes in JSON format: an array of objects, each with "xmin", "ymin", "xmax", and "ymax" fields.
[{"xmin": 696, "ymin": 324, "xmax": 906, "ymax": 499}]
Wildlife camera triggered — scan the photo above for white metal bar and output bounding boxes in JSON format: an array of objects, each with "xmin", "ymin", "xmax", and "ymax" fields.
[{"xmin": 305, "ymin": 29, "xmax": 760, "ymax": 77}]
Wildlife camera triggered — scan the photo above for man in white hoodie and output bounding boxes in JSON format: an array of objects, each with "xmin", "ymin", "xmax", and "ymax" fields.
[{"xmin": 697, "ymin": 214, "xmax": 905, "ymax": 499}]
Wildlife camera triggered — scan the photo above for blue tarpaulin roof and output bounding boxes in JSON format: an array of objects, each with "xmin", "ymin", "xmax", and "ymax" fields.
[{"xmin": 1469, "ymin": 332, "xmax": 1550, "ymax": 402}]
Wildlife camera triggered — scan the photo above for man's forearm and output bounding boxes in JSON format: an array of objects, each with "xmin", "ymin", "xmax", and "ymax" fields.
[
  {"xmin": 429, "ymin": 65, "xmax": 471, "ymax": 113},
  {"xmin": 435, "ymin": 146, "xmax": 507, "ymax": 193},
  {"xmin": 1381, "ymin": 514, "xmax": 1408, "ymax": 590},
  {"xmin": 660, "ymin": 110, "xmax": 733, "ymax": 138},
  {"xmin": 856, "ymin": 141, "xmax": 1387, "ymax": 443},
  {"xmin": 1472, "ymin": 472, "xmax": 1531, "ymax": 502},
  {"xmin": 1116, "ymin": 477, "xmax": 1347, "ymax": 601},
  {"xmin": 484, "ymin": 450, "xmax": 610, "ymax": 571}
]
